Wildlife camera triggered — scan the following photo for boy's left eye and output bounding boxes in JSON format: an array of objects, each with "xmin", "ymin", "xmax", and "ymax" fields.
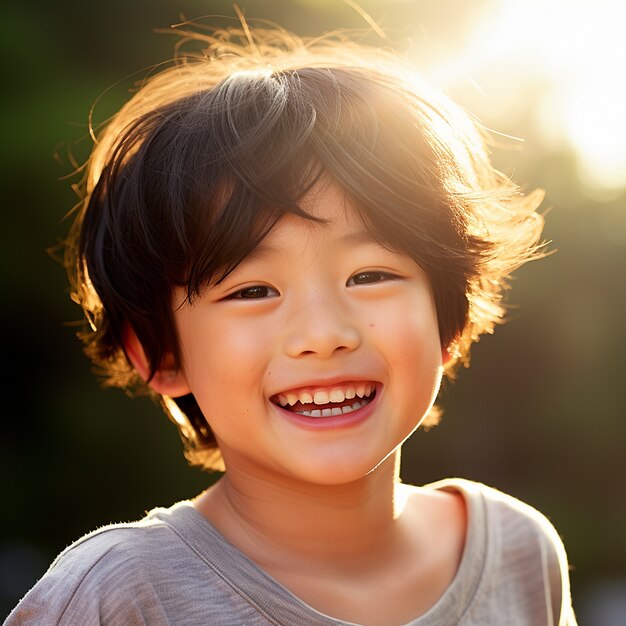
[{"xmin": 347, "ymin": 271, "xmax": 397, "ymax": 286}]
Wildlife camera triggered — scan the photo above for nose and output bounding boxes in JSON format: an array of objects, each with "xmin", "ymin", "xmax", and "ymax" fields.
[{"xmin": 283, "ymin": 291, "xmax": 362, "ymax": 359}]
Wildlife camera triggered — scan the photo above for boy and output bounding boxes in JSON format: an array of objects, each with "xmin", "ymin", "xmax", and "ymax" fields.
[{"xmin": 7, "ymin": 24, "xmax": 576, "ymax": 625}]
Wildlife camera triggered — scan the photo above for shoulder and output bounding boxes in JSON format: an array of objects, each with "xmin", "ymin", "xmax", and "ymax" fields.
[
  {"xmin": 427, "ymin": 478, "xmax": 577, "ymax": 625},
  {"xmin": 455, "ymin": 479, "xmax": 569, "ymax": 571},
  {"xmin": 5, "ymin": 503, "xmax": 197, "ymax": 625},
  {"xmin": 430, "ymin": 477, "xmax": 566, "ymax": 548}
]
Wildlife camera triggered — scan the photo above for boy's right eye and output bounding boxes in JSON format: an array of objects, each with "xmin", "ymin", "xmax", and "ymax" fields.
[{"xmin": 228, "ymin": 285, "xmax": 279, "ymax": 299}]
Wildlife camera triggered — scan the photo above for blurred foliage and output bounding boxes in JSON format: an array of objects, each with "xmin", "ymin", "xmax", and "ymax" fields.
[{"xmin": 1, "ymin": 0, "xmax": 624, "ymax": 619}]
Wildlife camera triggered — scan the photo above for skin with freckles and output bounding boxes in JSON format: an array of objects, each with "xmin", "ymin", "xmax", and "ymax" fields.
[{"xmin": 142, "ymin": 181, "xmax": 466, "ymax": 625}]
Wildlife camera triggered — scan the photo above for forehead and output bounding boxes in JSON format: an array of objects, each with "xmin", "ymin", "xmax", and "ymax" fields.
[
  {"xmin": 249, "ymin": 180, "xmax": 380, "ymax": 258},
  {"xmin": 299, "ymin": 179, "xmax": 360, "ymax": 223}
]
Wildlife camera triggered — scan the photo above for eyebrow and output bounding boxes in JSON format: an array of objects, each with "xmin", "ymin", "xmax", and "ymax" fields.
[
  {"xmin": 338, "ymin": 230, "xmax": 382, "ymax": 247},
  {"xmin": 238, "ymin": 242, "xmax": 278, "ymax": 265}
]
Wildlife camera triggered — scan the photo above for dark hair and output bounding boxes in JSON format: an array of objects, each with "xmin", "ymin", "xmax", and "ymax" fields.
[{"xmin": 66, "ymin": 26, "xmax": 544, "ymax": 471}]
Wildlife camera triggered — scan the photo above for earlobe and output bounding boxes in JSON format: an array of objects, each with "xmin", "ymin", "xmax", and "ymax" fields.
[{"xmin": 122, "ymin": 323, "xmax": 191, "ymax": 397}]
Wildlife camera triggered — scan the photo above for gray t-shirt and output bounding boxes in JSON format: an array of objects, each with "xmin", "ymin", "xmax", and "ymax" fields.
[{"xmin": 5, "ymin": 479, "xmax": 576, "ymax": 625}]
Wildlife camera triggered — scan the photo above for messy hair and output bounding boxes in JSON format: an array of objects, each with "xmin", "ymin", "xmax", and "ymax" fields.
[{"xmin": 66, "ymin": 25, "xmax": 544, "ymax": 471}]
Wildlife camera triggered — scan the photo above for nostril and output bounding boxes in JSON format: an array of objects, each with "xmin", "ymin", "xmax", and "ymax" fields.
[
  {"xmin": 296, "ymin": 345, "xmax": 353, "ymax": 357},
  {"xmin": 283, "ymin": 325, "xmax": 362, "ymax": 358}
]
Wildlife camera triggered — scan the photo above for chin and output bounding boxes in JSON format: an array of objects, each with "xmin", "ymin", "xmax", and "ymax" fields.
[{"xmin": 280, "ymin": 446, "xmax": 398, "ymax": 487}]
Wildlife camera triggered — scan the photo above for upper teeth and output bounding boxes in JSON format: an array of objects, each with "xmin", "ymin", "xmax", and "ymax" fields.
[{"xmin": 276, "ymin": 383, "xmax": 374, "ymax": 407}]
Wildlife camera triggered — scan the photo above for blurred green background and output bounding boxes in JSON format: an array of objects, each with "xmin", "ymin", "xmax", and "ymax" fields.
[{"xmin": 1, "ymin": 0, "xmax": 625, "ymax": 622}]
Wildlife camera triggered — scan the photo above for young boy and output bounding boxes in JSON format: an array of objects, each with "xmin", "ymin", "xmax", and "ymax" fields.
[{"xmin": 7, "ymin": 25, "xmax": 576, "ymax": 625}]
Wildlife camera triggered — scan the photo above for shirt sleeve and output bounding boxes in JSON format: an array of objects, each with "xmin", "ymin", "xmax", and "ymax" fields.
[
  {"xmin": 484, "ymin": 485, "xmax": 578, "ymax": 626},
  {"xmin": 4, "ymin": 530, "xmax": 169, "ymax": 626}
]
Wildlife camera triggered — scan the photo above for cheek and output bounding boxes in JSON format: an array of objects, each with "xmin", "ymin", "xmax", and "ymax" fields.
[
  {"xmin": 177, "ymin": 315, "xmax": 273, "ymax": 416},
  {"xmin": 375, "ymin": 303, "xmax": 441, "ymax": 363},
  {"xmin": 371, "ymin": 300, "xmax": 443, "ymax": 414},
  {"xmin": 180, "ymin": 313, "xmax": 261, "ymax": 373}
]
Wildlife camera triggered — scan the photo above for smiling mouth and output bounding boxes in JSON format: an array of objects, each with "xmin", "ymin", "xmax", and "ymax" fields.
[{"xmin": 271, "ymin": 383, "xmax": 377, "ymax": 417}]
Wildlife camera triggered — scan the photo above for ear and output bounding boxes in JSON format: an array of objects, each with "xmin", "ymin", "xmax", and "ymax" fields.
[{"xmin": 122, "ymin": 323, "xmax": 191, "ymax": 397}]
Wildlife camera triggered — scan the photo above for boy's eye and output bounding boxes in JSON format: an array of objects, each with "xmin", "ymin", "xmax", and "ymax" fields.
[
  {"xmin": 347, "ymin": 271, "xmax": 396, "ymax": 286},
  {"xmin": 229, "ymin": 285, "xmax": 279, "ymax": 299}
]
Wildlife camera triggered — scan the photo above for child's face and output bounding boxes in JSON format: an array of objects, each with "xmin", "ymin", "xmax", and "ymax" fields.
[{"xmin": 172, "ymin": 182, "xmax": 445, "ymax": 485}]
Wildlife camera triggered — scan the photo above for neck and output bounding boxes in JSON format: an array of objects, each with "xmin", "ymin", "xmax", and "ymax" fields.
[{"xmin": 194, "ymin": 451, "xmax": 407, "ymax": 567}]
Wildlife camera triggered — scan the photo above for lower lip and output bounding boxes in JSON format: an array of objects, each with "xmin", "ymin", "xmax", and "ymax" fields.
[{"xmin": 274, "ymin": 390, "xmax": 380, "ymax": 431}]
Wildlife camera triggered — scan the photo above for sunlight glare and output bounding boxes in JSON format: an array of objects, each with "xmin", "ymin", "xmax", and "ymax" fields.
[{"xmin": 412, "ymin": 0, "xmax": 626, "ymax": 192}]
